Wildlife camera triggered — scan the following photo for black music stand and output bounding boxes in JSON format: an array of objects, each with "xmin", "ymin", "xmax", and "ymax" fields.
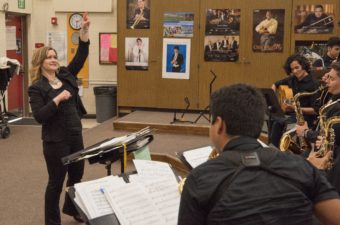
[
  {"xmin": 193, "ymin": 70, "xmax": 217, "ymax": 123},
  {"xmin": 171, "ymin": 97, "xmax": 194, "ymax": 124},
  {"xmin": 62, "ymin": 130, "xmax": 154, "ymax": 176},
  {"xmin": 260, "ymin": 88, "xmax": 285, "ymax": 142}
]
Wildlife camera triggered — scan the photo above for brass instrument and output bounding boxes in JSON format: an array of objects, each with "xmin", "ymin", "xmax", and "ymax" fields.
[
  {"xmin": 316, "ymin": 116, "xmax": 340, "ymax": 170},
  {"xmin": 130, "ymin": 8, "xmax": 144, "ymax": 29},
  {"xmin": 178, "ymin": 148, "xmax": 219, "ymax": 193},
  {"xmin": 297, "ymin": 16, "xmax": 334, "ymax": 33},
  {"xmin": 279, "ymin": 86, "xmax": 325, "ymax": 154}
]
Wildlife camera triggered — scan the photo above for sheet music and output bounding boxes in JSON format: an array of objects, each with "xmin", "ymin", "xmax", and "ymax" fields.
[
  {"xmin": 182, "ymin": 146, "xmax": 213, "ymax": 168},
  {"xmin": 130, "ymin": 176, "xmax": 180, "ymax": 225},
  {"xmin": 74, "ymin": 176, "xmax": 124, "ymax": 219},
  {"xmin": 103, "ymin": 182, "xmax": 166, "ymax": 225},
  {"xmin": 133, "ymin": 159, "xmax": 178, "ymax": 183}
]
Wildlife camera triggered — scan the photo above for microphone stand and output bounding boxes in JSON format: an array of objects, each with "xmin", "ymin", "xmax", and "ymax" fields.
[{"xmin": 194, "ymin": 70, "xmax": 217, "ymax": 123}]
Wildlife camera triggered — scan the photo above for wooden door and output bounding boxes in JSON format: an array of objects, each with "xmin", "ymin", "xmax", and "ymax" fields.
[
  {"xmin": 117, "ymin": 0, "xmax": 200, "ymax": 110},
  {"xmin": 242, "ymin": 0, "xmax": 292, "ymax": 89}
]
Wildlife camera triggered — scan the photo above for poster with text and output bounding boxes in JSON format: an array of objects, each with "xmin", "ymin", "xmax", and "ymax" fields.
[
  {"xmin": 162, "ymin": 38, "xmax": 190, "ymax": 79},
  {"xmin": 294, "ymin": 4, "xmax": 334, "ymax": 34},
  {"xmin": 204, "ymin": 35, "xmax": 239, "ymax": 62},
  {"xmin": 205, "ymin": 9, "xmax": 240, "ymax": 35},
  {"xmin": 125, "ymin": 37, "xmax": 149, "ymax": 70},
  {"xmin": 253, "ymin": 9, "xmax": 284, "ymax": 53},
  {"xmin": 163, "ymin": 12, "xmax": 194, "ymax": 37},
  {"xmin": 127, "ymin": 0, "xmax": 150, "ymax": 29}
]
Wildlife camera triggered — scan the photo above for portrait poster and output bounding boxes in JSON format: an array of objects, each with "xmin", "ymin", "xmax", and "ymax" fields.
[
  {"xmin": 252, "ymin": 9, "xmax": 284, "ymax": 53},
  {"xmin": 163, "ymin": 12, "xmax": 194, "ymax": 37},
  {"xmin": 99, "ymin": 33, "xmax": 117, "ymax": 64},
  {"xmin": 162, "ymin": 38, "xmax": 191, "ymax": 79},
  {"xmin": 126, "ymin": 0, "xmax": 150, "ymax": 29},
  {"xmin": 294, "ymin": 4, "xmax": 334, "ymax": 34},
  {"xmin": 205, "ymin": 9, "xmax": 240, "ymax": 35},
  {"xmin": 125, "ymin": 37, "xmax": 149, "ymax": 70},
  {"xmin": 204, "ymin": 35, "xmax": 239, "ymax": 62},
  {"xmin": 295, "ymin": 40, "xmax": 327, "ymax": 70}
]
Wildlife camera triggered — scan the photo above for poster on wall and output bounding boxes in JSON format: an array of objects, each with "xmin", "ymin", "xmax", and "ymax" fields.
[
  {"xmin": 127, "ymin": 0, "xmax": 150, "ymax": 29},
  {"xmin": 294, "ymin": 4, "xmax": 334, "ymax": 34},
  {"xmin": 162, "ymin": 38, "xmax": 191, "ymax": 79},
  {"xmin": 205, "ymin": 9, "xmax": 240, "ymax": 35},
  {"xmin": 47, "ymin": 31, "xmax": 67, "ymax": 61},
  {"xmin": 125, "ymin": 37, "xmax": 149, "ymax": 70},
  {"xmin": 295, "ymin": 40, "xmax": 327, "ymax": 70},
  {"xmin": 163, "ymin": 12, "xmax": 194, "ymax": 37},
  {"xmin": 204, "ymin": 35, "xmax": 239, "ymax": 62},
  {"xmin": 99, "ymin": 33, "xmax": 117, "ymax": 64},
  {"xmin": 253, "ymin": 9, "xmax": 284, "ymax": 53}
]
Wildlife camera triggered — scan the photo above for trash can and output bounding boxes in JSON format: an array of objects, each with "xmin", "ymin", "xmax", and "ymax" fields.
[{"xmin": 93, "ymin": 85, "xmax": 117, "ymax": 123}]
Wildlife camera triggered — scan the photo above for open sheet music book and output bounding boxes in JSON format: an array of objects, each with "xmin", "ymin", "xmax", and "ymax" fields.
[
  {"xmin": 73, "ymin": 160, "xmax": 180, "ymax": 225},
  {"xmin": 179, "ymin": 140, "xmax": 268, "ymax": 170}
]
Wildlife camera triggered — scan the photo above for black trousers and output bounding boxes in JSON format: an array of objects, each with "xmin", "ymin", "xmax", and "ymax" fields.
[{"xmin": 43, "ymin": 133, "xmax": 84, "ymax": 225}]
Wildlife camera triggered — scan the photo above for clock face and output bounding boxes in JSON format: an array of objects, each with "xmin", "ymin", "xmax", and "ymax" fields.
[{"xmin": 69, "ymin": 13, "xmax": 82, "ymax": 30}]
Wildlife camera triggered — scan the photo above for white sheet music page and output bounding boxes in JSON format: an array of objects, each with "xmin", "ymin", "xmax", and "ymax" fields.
[
  {"xmin": 103, "ymin": 182, "xmax": 166, "ymax": 225},
  {"xmin": 130, "ymin": 176, "xmax": 180, "ymax": 225},
  {"xmin": 133, "ymin": 159, "xmax": 178, "ymax": 183},
  {"xmin": 74, "ymin": 176, "xmax": 124, "ymax": 219},
  {"xmin": 182, "ymin": 146, "xmax": 213, "ymax": 168}
]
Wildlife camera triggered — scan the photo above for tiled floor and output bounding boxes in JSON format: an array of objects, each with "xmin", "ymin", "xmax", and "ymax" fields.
[{"xmin": 82, "ymin": 118, "xmax": 100, "ymax": 129}]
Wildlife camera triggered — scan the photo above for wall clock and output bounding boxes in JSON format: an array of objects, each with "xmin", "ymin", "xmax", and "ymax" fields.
[{"xmin": 69, "ymin": 13, "xmax": 82, "ymax": 30}]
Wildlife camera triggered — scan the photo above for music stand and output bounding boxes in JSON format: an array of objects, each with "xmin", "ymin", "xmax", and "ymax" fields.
[
  {"xmin": 193, "ymin": 70, "xmax": 217, "ymax": 123},
  {"xmin": 171, "ymin": 97, "xmax": 194, "ymax": 124},
  {"xmin": 260, "ymin": 88, "xmax": 285, "ymax": 142}
]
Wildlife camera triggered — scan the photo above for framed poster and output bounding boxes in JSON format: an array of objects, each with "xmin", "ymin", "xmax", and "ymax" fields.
[
  {"xmin": 204, "ymin": 35, "xmax": 239, "ymax": 62},
  {"xmin": 162, "ymin": 38, "xmax": 191, "ymax": 79},
  {"xmin": 127, "ymin": 0, "xmax": 150, "ymax": 29},
  {"xmin": 253, "ymin": 9, "xmax": 285, "ymax": 53},
  {"xmin": 294, "ymin": 4, "xmax": 334, "ymax": 34},
  {"xmin": 99, "ymin": 33, "xmax": 117, "ymax": 65},
  {"xmin": 125, "ymin": 37, "xmax": 149, "ymax": 70},
  {"xmin": 205, "ymin": 9, "xmax": 240, "ymax": 35},
  {"xmin": 163, "ymin": 12, "xmax": 194, "ymax": 37}
]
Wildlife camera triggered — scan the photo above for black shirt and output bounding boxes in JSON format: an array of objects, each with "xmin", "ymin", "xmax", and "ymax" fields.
[
  {"xmin": 274, "ymin": 74, "xmax": 319, "ymax": 124},
  {"xmin": 178, "ymin": 136, "xmax": 338, "ymax": 225}
]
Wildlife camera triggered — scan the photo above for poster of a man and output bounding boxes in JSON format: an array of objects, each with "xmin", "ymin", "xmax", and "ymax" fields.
[
  {"xmin": 125, "ymin": 37, "xmax": 149, "ymax": 70},
  {"xmin": 162, "ymin": 38, "xmax": 190, "ymax": 79},
  {"xmin": 295, "ymin": 4, "xmax": 334, "ymax": 34},
  {"xmin": 127, "ymin": 0, "xmax": 150, "ymax": 29},
  {"xmin": 253, "ymin": 9, "xmax": 284, "ymax": 53}
]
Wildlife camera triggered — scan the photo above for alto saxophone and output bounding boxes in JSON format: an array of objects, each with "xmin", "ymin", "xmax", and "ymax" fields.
[
  {"xmin": 279, "ymin": 86, "xmax": 325, "ymax": 154},
  {"xmin": 178, "ymin": 148, "xmax": 219, "ymax": 193},
  {"xmin": 317, "ymin": 116, "xmax": 340, "ymax": 170}
]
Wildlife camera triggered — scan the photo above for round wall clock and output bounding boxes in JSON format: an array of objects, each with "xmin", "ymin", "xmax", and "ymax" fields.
[{"xmin": 69, "ymin": 13, "xmax": 82, "ymax": 30}]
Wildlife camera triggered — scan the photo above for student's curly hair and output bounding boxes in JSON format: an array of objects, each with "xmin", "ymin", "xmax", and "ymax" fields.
[
  {"xmin": 210, "ymin": 83, "xmax": 266, "ymax": 138},
  {"xmin": 283, "ymin": 54, "xmax": 311, "ymax": 75}
]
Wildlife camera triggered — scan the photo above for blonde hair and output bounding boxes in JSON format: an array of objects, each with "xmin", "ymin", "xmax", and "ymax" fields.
[{"xmin": 29, "ymin": 47, "xmax": 58, "ymax": 83}]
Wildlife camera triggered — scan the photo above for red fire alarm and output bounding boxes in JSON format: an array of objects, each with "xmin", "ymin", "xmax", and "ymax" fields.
[{"xmin": 51, "ymin": 17, "xmax": 58, "ymax": 25}]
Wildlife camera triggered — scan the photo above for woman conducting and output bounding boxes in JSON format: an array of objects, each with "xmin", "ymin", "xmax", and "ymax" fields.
[{"xmin": 28, "ymin": 13, "xmax": 90, "ymax": 225}]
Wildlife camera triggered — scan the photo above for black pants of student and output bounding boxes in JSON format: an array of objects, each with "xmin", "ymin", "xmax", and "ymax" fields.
[
  {"xmin": 269, "ymin": 115, "xmax": 296, "ymax": 148},
  {"xmin": 43, "ymin": 133, "xmax": 84, "ymax": 225}
]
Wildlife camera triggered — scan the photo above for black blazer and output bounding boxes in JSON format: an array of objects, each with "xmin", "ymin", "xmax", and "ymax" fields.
[{"xmin": 28, "ymin": 40, "xmax": 89, "ymax": 142}]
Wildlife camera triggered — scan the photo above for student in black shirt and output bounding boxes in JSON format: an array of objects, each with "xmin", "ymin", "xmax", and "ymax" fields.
[
  {"xmin": 269, "ymin": 54, "xmax": 319, "ymax": 147},
  {"xmin": 313, "ymin": 36, "xmax": 340, "ymax": 70},
  {"xmin": 178, "ymin": 83, "xmax": 340, "ymax": 225}
]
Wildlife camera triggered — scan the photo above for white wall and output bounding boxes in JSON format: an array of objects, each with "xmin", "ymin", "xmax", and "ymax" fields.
[{"xmin": 1, "ymin": 0, "xmax": 117, "ymax": 114}]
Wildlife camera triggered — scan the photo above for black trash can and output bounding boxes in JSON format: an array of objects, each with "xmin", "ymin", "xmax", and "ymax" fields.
[{"xmin": 93, "ymin": 85, "xmax": 117, "ymax": 123}]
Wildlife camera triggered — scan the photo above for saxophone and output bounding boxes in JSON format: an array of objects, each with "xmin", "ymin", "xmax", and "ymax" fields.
[
  {"xmin": 316, "ymin": 116, "xmax": 340, "ymax": 170},
  {"xmin": 279, "ymin": 86, "xmax": 325, "ymax": 154},
  {"xmin": 178, "ymin": 148, "xmax": 219, "ymax": 193}
]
